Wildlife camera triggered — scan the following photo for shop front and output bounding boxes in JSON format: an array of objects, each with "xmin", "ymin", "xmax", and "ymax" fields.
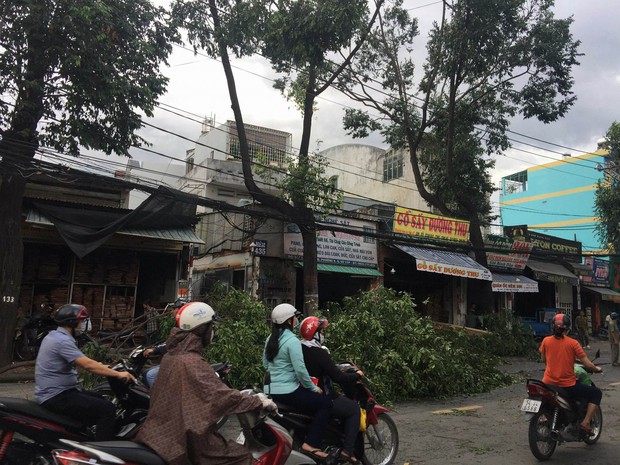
[{"xmin": 387, "ymin": 207, "xmax": 490, "ymax": 325}]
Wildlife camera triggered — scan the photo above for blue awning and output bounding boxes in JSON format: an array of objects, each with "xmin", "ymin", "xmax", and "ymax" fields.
[{"xmin": 395, "ymin": 245, "xmax": 492, "ymax": 281}]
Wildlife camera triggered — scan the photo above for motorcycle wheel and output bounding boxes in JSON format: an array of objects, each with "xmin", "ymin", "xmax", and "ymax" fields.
[
  {"xmin": 361, "ymin": 413, "xmax": 398, "ymax": 465},
  {"xmin": 13, "ymin": 334, "xmax": 36, "ymax": 361},
  {"xmin": 584, "ymin": 406, "xmax": 603, "ymax": 445},
  {"xmin": 92, "ymin": 382, "xmax": 120, "ymax": 407},
  {"xmin": 528, "ymin": 410, "xmax": 556, "ymax": 461}
]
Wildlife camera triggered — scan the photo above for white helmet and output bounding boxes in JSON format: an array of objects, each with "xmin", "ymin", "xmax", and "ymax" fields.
[
  {"xmin": 271, "ymin": 303, "xmax": 300, "ymax": 325},
  {"xmin": 176, "ymin": 302, "xmax": 215, "ymax": 331}
]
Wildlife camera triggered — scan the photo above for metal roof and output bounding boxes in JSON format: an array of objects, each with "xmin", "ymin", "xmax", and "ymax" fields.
[
  {"xmin": 26, "ymin": 209, "xmax": 204, "ymax": 244},
  {"xmin": 526, "ymin": 259, "xmax": 578, "ymax": 286},
  {"xmin": 296, "ymin": 262, "xmax": 383, "ymax": 277},
  {"xmin": 395, "ymin": 244, "xmax": 492, "ymax": 281},
  {"xmin": 491, "ymin": 272, "xmax": 539, "ymax": 293}
]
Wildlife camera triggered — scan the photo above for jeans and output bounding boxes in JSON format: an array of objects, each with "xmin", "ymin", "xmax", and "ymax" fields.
[
  {"xmin": 42, "ymin": 389, "xmax": 116, "ymax": 440},
  {"xmin": 271, "ymin": 386, "xmax": 333, "ymax": 448},
  {"xmin": 144, "ymin": 365, "xmax": 160, "ymax": 387}
]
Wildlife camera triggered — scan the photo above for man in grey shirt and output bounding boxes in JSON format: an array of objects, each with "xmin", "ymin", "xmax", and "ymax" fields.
[{"xmin": 35, "ymin": 304, "xmax": 135, "ymax": 440}]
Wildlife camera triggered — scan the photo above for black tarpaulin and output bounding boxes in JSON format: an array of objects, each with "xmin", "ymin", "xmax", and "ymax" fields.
[{"xmin": 32, "ymin": 186, "xmax": 198, "ymax": 259}]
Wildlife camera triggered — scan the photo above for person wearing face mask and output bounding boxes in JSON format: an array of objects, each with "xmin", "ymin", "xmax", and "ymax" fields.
[
  {"xmin": 300, "ymin": 317, "xmax": 364, "ymax": 464},
  {"xmin": 35, "ymin": 304, "xmax": 136, "ymax": 440},
  {"xmin": 263, "ymin": 304, "xmax": 333, "ymax": 461},
  {"xmin": 136, "ymin": 301, "xmax": 275, "ymax": 465}
]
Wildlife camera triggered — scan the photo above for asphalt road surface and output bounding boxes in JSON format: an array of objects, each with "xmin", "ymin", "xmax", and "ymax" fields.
[
  {"xmin": 393, "ymin": 338, "xmax": 620, "ymax": 465},
  {"xmin": 1, "ymin": 338, "xmax": 618, "ymax": 464}
]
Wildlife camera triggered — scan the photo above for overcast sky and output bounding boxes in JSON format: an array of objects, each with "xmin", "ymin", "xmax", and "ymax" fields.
[{"xmin": 101, "ymin": 0, "xmax": 620, "ymax": 209}]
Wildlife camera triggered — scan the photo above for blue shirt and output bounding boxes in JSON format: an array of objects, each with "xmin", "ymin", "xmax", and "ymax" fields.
[
  {"xmin": 35, "ymin": 328, "xmax": 84, "ymax": 404},
  {"xmin": 263, "ymin": 329, "xmax": 318, "ymax": 394}
]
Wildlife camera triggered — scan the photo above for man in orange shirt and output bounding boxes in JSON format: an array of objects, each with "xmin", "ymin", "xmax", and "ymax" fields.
[{"xmin": 539, "ymin": 313, "xmax": 602, "ymax": 435}]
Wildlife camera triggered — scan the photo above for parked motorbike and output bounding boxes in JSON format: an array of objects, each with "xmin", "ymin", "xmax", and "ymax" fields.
[
  {"xmin": 0, "ymin": 348, "xmax": 151, "ymax": 465},
  {"xmin": 521, "ymin": 356, "xmax": 603, "ymax": 461},
  {"xmin": 49, "ymin": 391, "xmax": 310, "ymax": 465},
  {"xmin": 13, "ymin": 305, "xmax": 57, "ymax": 361},
  {"xmin": 263, "ymin": 361, "xmax": 398, "ymax": 465}
]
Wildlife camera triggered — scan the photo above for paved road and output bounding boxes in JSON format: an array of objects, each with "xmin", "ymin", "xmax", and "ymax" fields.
[
  {"xmin": 1, "ymin": 338, "xmax": 618, "ymax": 464},
  {"xmin": 393, "ymin": 338, "xmax": 620, "ymax": 465}
]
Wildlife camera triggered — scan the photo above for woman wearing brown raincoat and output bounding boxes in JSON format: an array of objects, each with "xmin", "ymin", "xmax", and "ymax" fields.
[{"xmin": 136, "ymin": 302, "xmax": 276, "ymax": 465}]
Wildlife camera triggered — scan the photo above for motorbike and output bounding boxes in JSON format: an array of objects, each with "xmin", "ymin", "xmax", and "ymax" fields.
[
  {"xmin": 521, "ymin": 354, "xmax": 603, "ymax": 461},
  {"xmin": 0, "ymin": 347, "xmax": 152, "ymax": 465},
  {"xmin": 48, "ymin": 391, "xmax": 311, "ymax": 465},
  {"xmin": 263, "ymin": 362, "xmax": 398, "ymax": 465},
  {"xmin": 13, "ymin": 305, "xmax": 57, "ymax": 361},
  {"xmin": 93, "ymin": 346, "xmax": 233, "ymax": 430}
]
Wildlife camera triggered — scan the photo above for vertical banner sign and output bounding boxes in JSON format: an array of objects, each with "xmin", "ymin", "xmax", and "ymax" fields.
[{"xmin": 393, "ymin": 207, "xmax": 470, "ymax": 243}]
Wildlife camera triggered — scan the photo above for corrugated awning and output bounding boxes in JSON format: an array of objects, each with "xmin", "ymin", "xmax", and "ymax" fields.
[
  {"xmin": 526, "ymin": 259, "xmax": 578, "ymax": 286},
  {"xmin": 296, "ymin": 262, "xmax": 382, "ymax": 277},
  {"xmin": 395, "ymin": 245, "xmax": 492, "ymax": 281},
  {"xmin": 583, "ymin": 286, "xmax": 620, "ymax": 303},
  {"xmin": 492, "ymin": 272, "xmax": 539, "ymax": 293},
  {"xmin": 26, "ymin": 209, "xmax": 204, "ymax": 244}
]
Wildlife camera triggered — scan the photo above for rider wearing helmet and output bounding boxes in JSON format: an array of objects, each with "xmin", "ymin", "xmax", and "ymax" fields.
[
  {"xmin": 606, "ymin": 311, "xmax": 620, "ymax": 366},
  {"xmin": 301, "ymin": 316, "xmax": 364, "ymax": 463},
  {"xmin": 263, "ymin": 304, "xmax": 333, "ymax": 460},
  {"xmin": 137, "ymin": 302, "xmax": 275, "ymax": 465},
  {"xmin": 35, "ymin": 304, "xmax": 136, "ymax": 440},
  {"xmin": 539, "ymin": 313, "xmax": 602, "ymax": 436}
]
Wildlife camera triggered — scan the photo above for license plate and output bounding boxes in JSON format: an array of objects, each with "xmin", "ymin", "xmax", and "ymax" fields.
[
  {"xmin": 236, "ymin": 432, "xmax": 245, "ymax": 444},
  {"xmin": 521, "ymin": 399, "xmax": 541, "ymax": 413}
]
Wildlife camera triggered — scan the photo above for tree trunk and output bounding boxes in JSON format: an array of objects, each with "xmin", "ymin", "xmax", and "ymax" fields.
[
  {"xmin": 300, "ymin": 227, "xmax": 319, "ymax": 315},
  {"xmin": 0, "ymin": 164, "xmax": 27, "ymax": 367},
  {"xmin": 468, "ymin": 217, "xmax": 494, "ymax": 313}
]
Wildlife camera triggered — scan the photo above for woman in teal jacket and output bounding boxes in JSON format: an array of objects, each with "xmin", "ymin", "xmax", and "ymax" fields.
[{"xmin": 263, "ymin": 303, "xmax": 333, "ymax": 460}]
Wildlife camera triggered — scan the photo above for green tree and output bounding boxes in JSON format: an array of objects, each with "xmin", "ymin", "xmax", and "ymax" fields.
[
  {"xmin": 172, "ymin": 0, "xmax": 382, "ymax": 313},
  {"xmin": 339, "ymin": 0, "xmax": 580, "ymax": 311},
  {"xmin": 594, "ymin": 121, "xmax": 620, "ymax": 251},
  {"xmin": 0, "ymin": 0, "xmax": 178, "ymax": 366}
]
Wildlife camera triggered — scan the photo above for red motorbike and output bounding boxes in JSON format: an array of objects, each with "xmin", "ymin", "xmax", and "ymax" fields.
[
  {"xmin": 266, "ymin": 362, "xmax": 399, "ymax": 465},
  {"xmin": 50, "ymin": 392, "xmax": 311, "ymax": 465}
]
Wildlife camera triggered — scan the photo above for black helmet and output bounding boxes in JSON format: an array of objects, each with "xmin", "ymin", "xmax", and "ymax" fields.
[{"xmin": 53, "ymin": 304, "xmax": 89, "ymax": 328}]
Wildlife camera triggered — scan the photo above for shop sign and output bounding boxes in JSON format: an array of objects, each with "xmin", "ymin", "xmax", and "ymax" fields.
[
  {"xmin": 581, "ymin": 257, "xmax": 610, "ymax": 287},
  {"xmin": 485, "ymin": 234, "xmax": 533, "ymax": 271},
  {"xmin": 416, "ymin": 259, "xmax": 492, "ymax": 281},
  {"xmin": 284, "ymin": 216, "xmax": 377, "ymax": 267},
  {"xmin": 393, "ymin": 207, "xmax": 470, "ymax": 243},
  {"xmin": 503, "ymin": 225, "xmax": 582, "ymax": 262},
  {"xmin": 491, "ymin": 281, "xmax": 538, "ymax": 293}
]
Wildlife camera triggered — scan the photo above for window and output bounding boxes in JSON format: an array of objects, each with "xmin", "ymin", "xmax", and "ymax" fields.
[
  {"xmin": 503, "ymin": 171, "xmax": 527, "ymax": 194},
  {"xmin": 363, "ymin": 226, "xmax": 375, "ymax": 243},
  {"xmin": 186, "ymin": 157, "xmax": 195, "ymax": 174},
  {"xmin": 383, "ymin": 153, "xmax": 404, "ymax": 181}
]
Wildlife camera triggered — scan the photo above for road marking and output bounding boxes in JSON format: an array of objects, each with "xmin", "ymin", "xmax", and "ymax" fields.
[{"xmin": 432, "ymin": 405, "xmax": 482, "ymax": 414}]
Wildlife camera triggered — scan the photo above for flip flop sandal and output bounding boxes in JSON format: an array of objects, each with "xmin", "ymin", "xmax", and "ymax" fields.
[{"xmin": 302, "ymin": 448, "xmax": 328, "ymax": 462}]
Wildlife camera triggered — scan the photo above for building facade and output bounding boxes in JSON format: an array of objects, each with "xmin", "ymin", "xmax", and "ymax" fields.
[{"xmin": 499, "ymin": 148, "xmax": 608, "ymax": 253}]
